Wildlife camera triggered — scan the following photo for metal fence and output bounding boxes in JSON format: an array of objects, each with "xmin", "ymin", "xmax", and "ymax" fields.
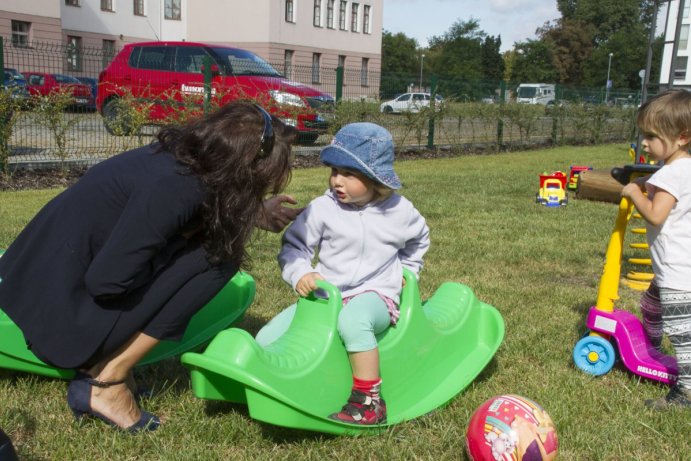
[{"xmin": 1, "ymin": 38, "xmax": 642, "ymax": 171}]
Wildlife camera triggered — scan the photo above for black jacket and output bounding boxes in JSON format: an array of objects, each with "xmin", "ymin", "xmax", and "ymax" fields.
[{"xmin": 0, "ymin": 144, "xmax": 236, "ymax": 368}]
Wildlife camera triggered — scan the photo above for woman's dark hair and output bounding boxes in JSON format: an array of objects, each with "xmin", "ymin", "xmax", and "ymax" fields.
[{"xmin": 157, "ymin": 101, "xmax": 296, "ymax": 267}]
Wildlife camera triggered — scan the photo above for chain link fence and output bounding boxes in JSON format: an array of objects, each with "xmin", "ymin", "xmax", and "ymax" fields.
[{"xmin": 1, "ymin": 38, "xmax": 643, "ymax": 173}]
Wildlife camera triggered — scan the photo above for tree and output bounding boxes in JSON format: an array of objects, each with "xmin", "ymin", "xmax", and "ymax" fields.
[
  {"xmin": 380, "ymin": 30, "xmax": 421, "ymax": 98},
  {"xmin": 423, "ymin": 18, "xmax": 507, "ymax": 99},
  {"xmin": 426, "ymin": 18, "xmax": 486, "ymax": 82},
  {"xmin": 539, "ymin": 19, "xmax": 595, "ymax": 84},
  {"xmin": 508, "ymin": 40, "xmax": 558, "ymax": 84},
  {"xmin": 482, "ymin": 35, "xmax": 504, "ymax": 82},
  {"xmin": 381, "ymin": 30, "xmax": 419, "ymax": 75},
  {"xmin": 535, "ymin": 0, "xmax": 663, "ymax": 89},
  {"xmin": 557, "ymin": 0, "xmax": 646, "ymax": 45}
]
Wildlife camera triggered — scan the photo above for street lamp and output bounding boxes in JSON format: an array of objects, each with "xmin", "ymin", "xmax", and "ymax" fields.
[
  {"xmin": 605, "ymin": 52, "xmax": 613, "ymax": 103},
  {"xmin": 419, "ymin": 54, "xmax": 425, "ymax": 91}
]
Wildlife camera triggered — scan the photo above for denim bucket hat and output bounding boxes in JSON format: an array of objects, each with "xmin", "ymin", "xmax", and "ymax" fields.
[{"xmin": 320, "ymin": 122, "xmax": 401, "ymax": 189}]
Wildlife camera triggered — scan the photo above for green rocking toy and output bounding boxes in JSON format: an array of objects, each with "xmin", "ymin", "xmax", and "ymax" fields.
[
  {"xmin": 181, "ymin": 269, "xmax": 505, "ymax": 435},
  {"xmin": 0, "ymin": 257, "xmax": 255, "ymax": 380}
]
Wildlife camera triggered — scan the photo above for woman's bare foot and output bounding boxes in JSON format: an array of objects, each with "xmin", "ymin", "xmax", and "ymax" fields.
[{"xmin": 88, "ymin": 379, "xmax": 142, "ymax": 429}]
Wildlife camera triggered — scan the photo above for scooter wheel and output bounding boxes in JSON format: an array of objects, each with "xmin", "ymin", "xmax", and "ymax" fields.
[{"xmin": 573, "ymin": 335, "xmax": 616, "ymax": 376}]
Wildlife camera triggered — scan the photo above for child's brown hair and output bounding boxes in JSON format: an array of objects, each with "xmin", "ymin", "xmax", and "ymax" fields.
[{"xmin": 637, "ymin": 89, "xmax": 691, "ymax": 147}]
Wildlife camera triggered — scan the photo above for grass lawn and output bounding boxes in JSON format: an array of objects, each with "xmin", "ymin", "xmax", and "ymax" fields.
[{"xmin": 1, "ymin": 144, "xmax": 689, "ymax": 460}]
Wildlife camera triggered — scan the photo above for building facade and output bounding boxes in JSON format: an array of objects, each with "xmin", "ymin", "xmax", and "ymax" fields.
[
  {"xmin": 1, "ymin": 0, "xmax": 382, "ymax": 99},
  {"xmin": 660, "ymin": 0, "xmax": 691, "ymax": 89}
]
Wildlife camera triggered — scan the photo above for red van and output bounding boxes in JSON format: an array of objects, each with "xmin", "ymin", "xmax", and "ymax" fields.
[{"xmin": 96, "ymin": 41, "xmax": 334, "ymax": 142}]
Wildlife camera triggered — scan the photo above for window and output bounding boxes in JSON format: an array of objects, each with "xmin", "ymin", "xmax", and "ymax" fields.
[
  {"xmin": 165, "ymin": 0, "xmax": 181, "ymax": 20},
  {"xmin": 363, "ymin": 5, "xmax": 371, "ymax": 34},
  {"xmin": 351, "ymin": 3, "xmax": 359, "ymax": 32},
  {"xmin": 133, "ymin": 46, "xmax": 175, "ymax": 71},
  {"xmin": 314, "ymin": 0, "xmax": 322, "ymax": 27},
  {"xmin": 102, "ymin": 39, "xmax": 116, "ymax": 67},
  {"xmin": 680, "ymin": 25, "xmax": 689, "ymax": 50},
  {"xmin": 684, "ymin": 0, "xmax": 690, "ymax": 19},
  {"xmin": 312, "ymin": 53, "xmax": 321, "ymax": 83},
  {"xmin": 67, "ymin": 36, "xmax": 83, "ymax": 71},
  {"xmin": 339, "ymin": 1, "xmax": 347, "ymax": 30},
  {"xmin": 361, "ymin": 57, "xmax": 369, "ymax": 86},
  {"xmin": 174, "ymin": 47, "xmax": 208, "ymax": 73},
  {"xmin": 674, "ymin": 56, "xmax": 688, "ymax": 80},
  {"xmin": 11, "ymin": 21, "xmax": 30, "ymax": 47},
  {"xmin": 285, "ymin": 0, "xmax": 295, "ymax": 23},
  {"xmin": 134, "ymin": 0, "xmax": 145, "ymax": 16},
  {"xmin": 338, "ymin": 55, "xmax": 346, "ymax": 69},
  {"xmin": 65, "ymin": 0, "xmax": 80, "ymax": 6},
  {"xmin": 101, "ymin": 0, "xmax": 114, "ymax": 12},
  {"xmin": 284, "ymin": 50, "xmax": 294, "ymax": 78},
  {"xmin": 326, "ymin": 0, "xmax": 335, "ymax": 28}
]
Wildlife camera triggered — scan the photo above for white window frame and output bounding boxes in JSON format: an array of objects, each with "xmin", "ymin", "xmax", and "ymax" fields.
[
  {"xmin": 326, "ymin": 0, "xmax": 335, "ymax": 29},
  {"xmin": 284, "ymin": 49, "xmax": 294, "ymax": 79},
  {"xmin": 363, "ymin": 5, "xmax": 371, "ymax": 34},
  {"xmin": 134, "ymin": 0, "xmax": 145, "ymax": 16},
  {"xmin": 680, "ymin": 24, "xmax": 689, "ymax": 50},
  {"xmin": 351, "ymin": 3, "xmax": 359, "ymax": 32},
  {"xmin": 11, "ymin": 20, "xmax": 31, "ymax": 48},
  {"xmin": 164, "ymin": 0, "xmax": 181, "ymax": 20},
  {"xmin": 312, "ymin": 53, "xmax": 321, "ymax": 83},
  {"xmin": 66, "ymin": 35, "xmax": 83, "ymax": 71},
  {"xmin": 339, "ymin": 1, "xmax": 347, "ymax": 30},
  {"xmin": 314, "ymin": 0, "xmax": 322, "ymax": 27},
  {"xmin": 361, "ymin": 57, "xmax": 369, "ymax": 86},
  {"xmin": 101, "ymin": 0, "xmax": 114, "ymax": 12},
  {"xmin": 102, "ymin": 39, "xmax": 116, "ymax": 67},
  {"xmin": 286, "ymin": 0, "xmax": 296, "ymax": 23}
]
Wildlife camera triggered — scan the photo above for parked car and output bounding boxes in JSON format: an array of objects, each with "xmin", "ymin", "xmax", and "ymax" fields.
[
  {"xmin": 24, "ymin": 72, "xmax": 94, "ymax": 110},
  {"xmin": 75, "ymin": 76, "xmax": 98, "ymax": 111},
  {"xmin": 379, "ymin": 92, "xmax": 444, "ymax": 114},
  {"xmin": 2, "ymin": 68, "xmax": 30, "ymax": 104},
  {"xmin": 96, "ymin": 41, "xmax": 335, "ymax": 142}
]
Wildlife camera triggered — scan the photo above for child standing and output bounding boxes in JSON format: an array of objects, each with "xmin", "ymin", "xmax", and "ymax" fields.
[
  {"xmin": 256, "ymin": 122, "xmax": 430, "ymax": 424},
  {"xmin": 621, "ymin": 89, "xmax": 691, "ymax": 409}
]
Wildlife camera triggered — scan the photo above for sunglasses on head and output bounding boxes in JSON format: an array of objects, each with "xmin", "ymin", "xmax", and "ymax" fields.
[{"xmin": 254, "ymin": 104, "xmax": 275, "ymax": 157}]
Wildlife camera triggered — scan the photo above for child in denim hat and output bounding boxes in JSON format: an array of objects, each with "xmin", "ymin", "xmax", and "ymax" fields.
[{"xmin": 256, "ymin": 122, "xmax": 430, "ymax": 424}]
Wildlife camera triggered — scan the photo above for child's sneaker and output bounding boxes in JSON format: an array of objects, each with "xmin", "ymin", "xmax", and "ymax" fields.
[
  {"xmin": 329, "ymin": 389, "xmax": 387, "ymax": 425},
  {"xmin": 645, "ymin": 384, "xmax": 691, "ymax": 410}
]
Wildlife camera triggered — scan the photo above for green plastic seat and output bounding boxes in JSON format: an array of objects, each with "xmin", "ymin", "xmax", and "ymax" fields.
[
  {"xmin": 181, "ymin": 269, "xmax": 505, "ymax": 435},
  {"xmin": 0, "ymin": 269, "xmax": 255, "ymax": 379}
]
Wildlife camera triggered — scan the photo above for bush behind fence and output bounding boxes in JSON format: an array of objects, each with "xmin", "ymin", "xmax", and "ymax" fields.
[{"xmin": 1, "ymin": 38, "xmax": 639, "ymax": 174}]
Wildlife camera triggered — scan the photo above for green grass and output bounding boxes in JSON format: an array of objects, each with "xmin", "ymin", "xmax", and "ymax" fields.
[{"xmin": 1, "ymin": 144, "xmax": 690, "ymax": 460}]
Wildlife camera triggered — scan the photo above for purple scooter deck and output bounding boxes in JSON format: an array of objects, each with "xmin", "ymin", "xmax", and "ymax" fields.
[{"xmin": 586, "ymin": 307, "xmax": 677, "ymax": 384}]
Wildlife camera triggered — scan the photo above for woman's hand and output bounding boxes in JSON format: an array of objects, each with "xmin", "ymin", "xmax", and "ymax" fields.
[
  {"xmin": 295, "ymin": 272, "xmax": 325, "ymax": 297},
  {"xmin": 257, "ymin": 195, "xmax": 304, "ymax": 233}
]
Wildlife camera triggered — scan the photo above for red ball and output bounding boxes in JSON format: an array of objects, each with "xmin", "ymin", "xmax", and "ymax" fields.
[{"xmin": 466, "ymin": 395, "xmax": 558, "ymax": 461}]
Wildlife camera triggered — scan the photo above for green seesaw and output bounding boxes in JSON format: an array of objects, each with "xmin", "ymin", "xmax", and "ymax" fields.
[
  {"xmin": 0, "ymin": 261, "xmax": 255, "ymax": 379},
  {"xmin": 181, "ymin": 269, "xmax": 504, "ymax": 435}
]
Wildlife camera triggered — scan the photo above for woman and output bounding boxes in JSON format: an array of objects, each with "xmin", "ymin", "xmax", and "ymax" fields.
[{"xmin": 0, "ymin": 102, "xmax": 300, "ymax": 431}]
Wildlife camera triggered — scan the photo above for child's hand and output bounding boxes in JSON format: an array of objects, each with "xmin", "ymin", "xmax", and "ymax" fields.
[
  {"xmin": 296, "ymin": 272, "xmax": 325, "ymax": 297},
  {"xmin": 621, "ymin": 182, "xmax": 644, "ymax": 199}
]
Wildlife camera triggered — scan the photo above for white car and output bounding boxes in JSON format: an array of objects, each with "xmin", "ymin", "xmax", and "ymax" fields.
[{"xmin": 379, "ymin": 92, "xmax": 444, "ymax": 113}]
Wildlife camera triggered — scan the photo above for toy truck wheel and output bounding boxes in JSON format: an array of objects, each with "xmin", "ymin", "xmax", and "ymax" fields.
[{"xmin": 573, "ymin": 335, "xmax": 616, "ymax": 376}]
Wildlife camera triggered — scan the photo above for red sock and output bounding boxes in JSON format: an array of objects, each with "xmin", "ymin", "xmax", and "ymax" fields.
[{"xmin": 353, "ymin": 376, "xmax": 382, "ymax": 399}]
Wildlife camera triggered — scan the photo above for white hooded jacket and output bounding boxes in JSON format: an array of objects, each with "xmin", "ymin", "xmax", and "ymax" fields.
[{"xmin": 279, "ymin": 189, "xmax": 430, "ymax": 304}]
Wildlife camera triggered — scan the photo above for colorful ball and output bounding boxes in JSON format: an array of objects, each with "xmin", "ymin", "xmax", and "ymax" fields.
[{"xmin": 465, "ymin": 394, "xmax": 558, "ymax": 461}]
